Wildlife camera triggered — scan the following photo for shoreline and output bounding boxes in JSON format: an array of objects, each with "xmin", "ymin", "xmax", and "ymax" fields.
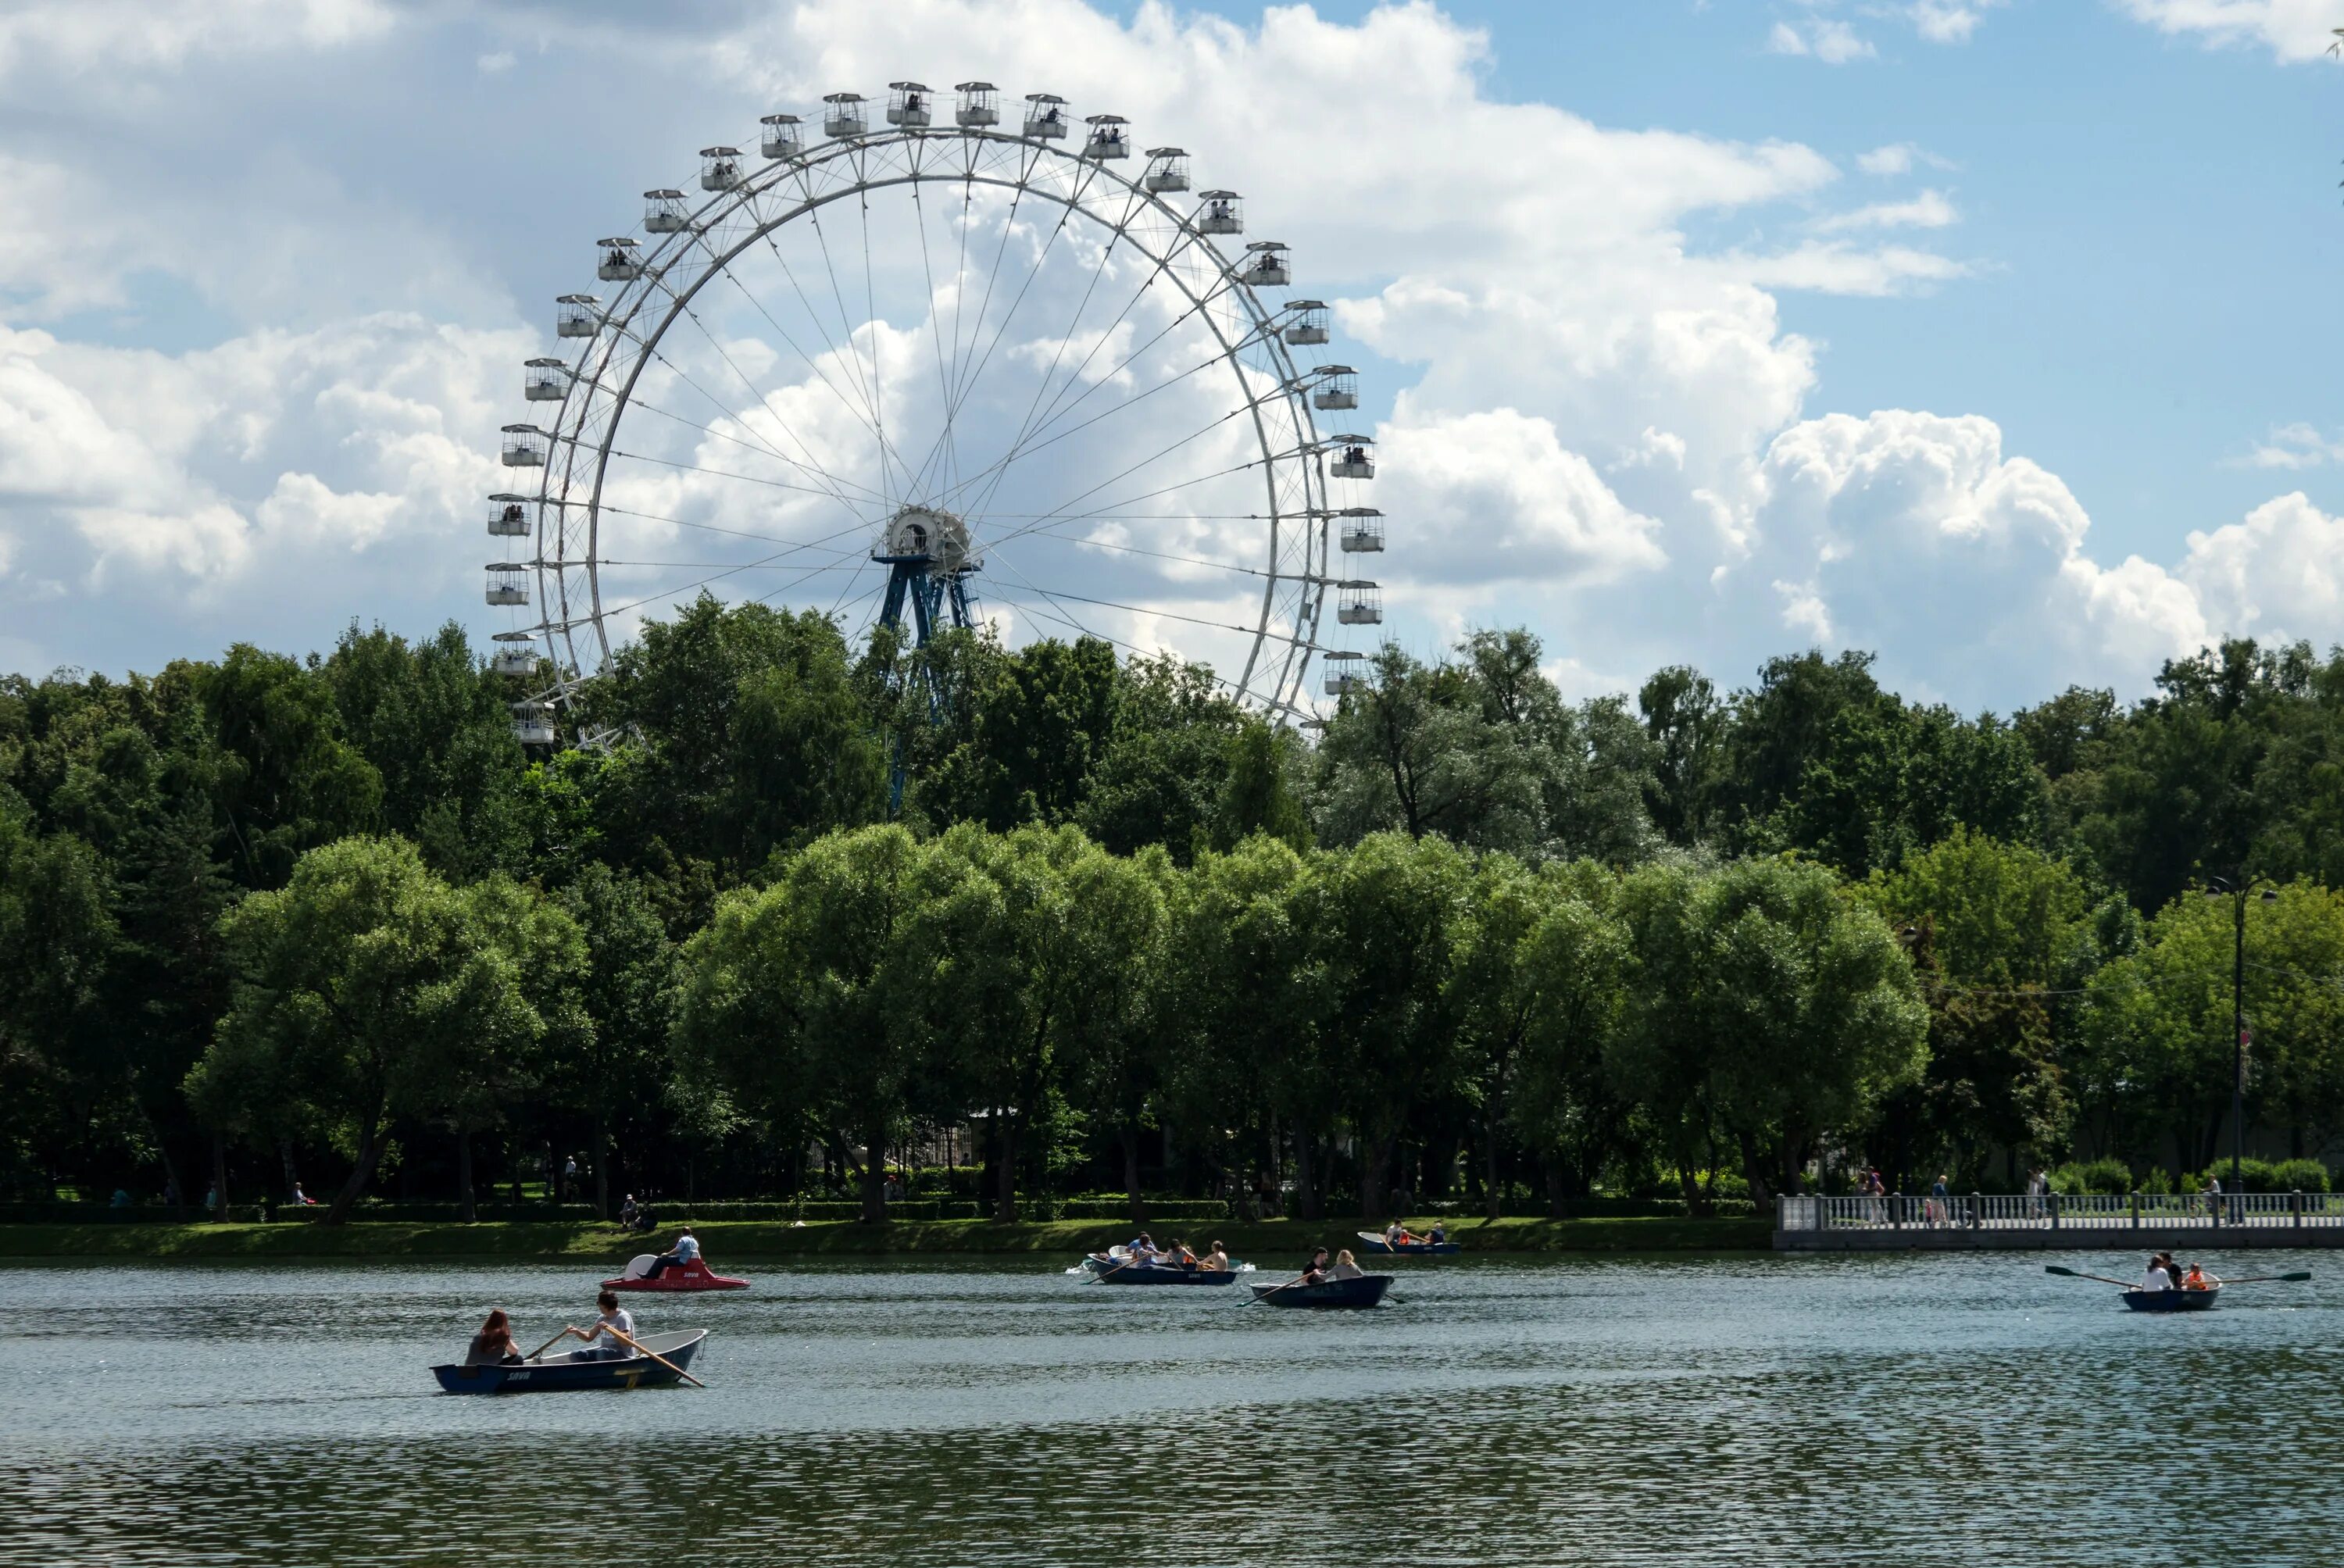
[{"xmin": 0, "ymin": 1214, "xmax": 1767, "ymax": 1262}]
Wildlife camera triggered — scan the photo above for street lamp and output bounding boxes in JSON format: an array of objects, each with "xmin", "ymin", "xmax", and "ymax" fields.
[{"xmin": 2203, "ymin": 877, "xmax": 2279, "ymax": 1211}]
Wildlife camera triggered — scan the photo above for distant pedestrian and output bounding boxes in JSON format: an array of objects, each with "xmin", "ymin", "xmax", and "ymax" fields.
[{"xmin": 1928, "ymin": 1173, "xmax": 1949, "ymax": 1227}]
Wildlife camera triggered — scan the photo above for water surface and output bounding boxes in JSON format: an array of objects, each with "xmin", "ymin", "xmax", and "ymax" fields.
[{"xmin": 5, "ymin": 1250, "xmax": 2338, "ymax": 1565}]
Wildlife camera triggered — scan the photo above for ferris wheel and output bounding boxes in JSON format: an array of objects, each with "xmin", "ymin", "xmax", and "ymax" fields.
[{"xmin": 484, "ymin": 80, "xmax": 1385, "ymax": 745}]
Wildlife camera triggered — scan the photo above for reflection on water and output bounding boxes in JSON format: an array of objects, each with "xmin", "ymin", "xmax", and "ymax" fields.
[{"xmin": 6, "ymin": 1251, "xmax": 2342, "ymax": 1565}]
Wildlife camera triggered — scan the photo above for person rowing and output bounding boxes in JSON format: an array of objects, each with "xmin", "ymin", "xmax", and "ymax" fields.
[
  {"xmin": 1383, "ymin": 1220, "xmax": 1420, "ymax": 1248},
  {"xmin": 576, "ymin": 1290, "xmax": 635, "ymax": 1360},
  {"xmin": 1297, "ymin": 1247, "xmax": 1331, "ymax": 1286},
  {"xmin": 1163, "ymin": 1238, "xmax": 1197, "ymax": 1270}
]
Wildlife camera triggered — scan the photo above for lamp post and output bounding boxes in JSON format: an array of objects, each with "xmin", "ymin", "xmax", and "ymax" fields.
[{"xmin": 2204, "ymin": 877, "xmax": 2278, "ymax": 1208}]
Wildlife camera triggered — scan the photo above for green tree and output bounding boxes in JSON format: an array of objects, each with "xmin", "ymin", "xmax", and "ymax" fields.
[{"xmin": 185, "ymin": 837, "xmax": 570, "ymax": 1223}]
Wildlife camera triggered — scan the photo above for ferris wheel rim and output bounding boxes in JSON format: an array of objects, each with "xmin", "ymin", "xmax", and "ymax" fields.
[{"xmin": 522, "ymin": 120, "xmax": 1352, "ymax": 723}]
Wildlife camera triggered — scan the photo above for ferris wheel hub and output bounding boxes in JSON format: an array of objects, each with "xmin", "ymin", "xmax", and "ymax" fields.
[{"xmin": 876, "ymin": 503, "xmax": 975, "ymax": 574}]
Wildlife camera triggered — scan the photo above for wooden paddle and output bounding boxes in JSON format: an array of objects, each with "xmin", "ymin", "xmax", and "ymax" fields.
[
  {"xmin": 1250, "ymin": 1272, "xmax": 1322, "ymax": 1303},
  {"xmin": 526, "ymin": 1326, "xmax": 580, "ymax": 1361},
  {"xmin": 1095, "ymin": 1254, "xmax": 1144, "ymax": 1283},
  {"xmin": 2045, "ymin": 1264, "xmax": 2137, "ymax": 1289},
  {"xmin": 602, "ymin": 1323, "xmax": 705, "ymax": 1388},
  {"xmin": 2216, "ymin": 1271, "xmax": 2313, "ymax": 1284}
]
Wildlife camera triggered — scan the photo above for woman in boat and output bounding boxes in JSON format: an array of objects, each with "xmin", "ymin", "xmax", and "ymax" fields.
[
  {"xmin": 466, "ymin": 1309, "xmax": 523, "ymax": 1366},
  {"xmin": 2140, "ymin": 1255, "xmax": 2173, "ymax": 1292},
  {"xmin": 1329, "ymin": 1248, "xmax": 1367, "ymax": 1280}
]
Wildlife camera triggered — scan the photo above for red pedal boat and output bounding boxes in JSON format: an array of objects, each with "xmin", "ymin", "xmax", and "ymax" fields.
[{"xmin": 601, "ymin": 1255, "xmax": 750, "ymax": 1292}]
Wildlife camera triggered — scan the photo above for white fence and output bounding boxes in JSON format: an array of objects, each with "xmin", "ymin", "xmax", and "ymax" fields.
[{"xmin": 1777, "ymin": 1191, "xmax": 2344, "ymax": 1233}]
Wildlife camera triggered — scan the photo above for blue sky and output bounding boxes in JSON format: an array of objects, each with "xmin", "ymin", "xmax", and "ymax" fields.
[{"xmin": 2, "ymin": 0, "xmax": 2340, "ymax": 714}]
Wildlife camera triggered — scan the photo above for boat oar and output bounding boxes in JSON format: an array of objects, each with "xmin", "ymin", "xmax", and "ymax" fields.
[
  {"xmin": 2217, "ymin": 1271, "xmax": 2313, "ymax": 1285},
  {"xmin": 1249, "ymin": 1274, "xmax": 1314, "ymax": 1304},
  {"xmin": 1095, "ymin": 1255, "xmax": 1141, "ymax": 1283},
  {"xmin": 602, "ymin": 1324, "xmax": 704, "ymax": 1388},
  {"xmin": 2045, "ymin": 1265, "xmax": 2136, "ymax": 1289},
  {"xmin": 525, "ymin": 1326, "xmax": 581, "ymax": 1361}
]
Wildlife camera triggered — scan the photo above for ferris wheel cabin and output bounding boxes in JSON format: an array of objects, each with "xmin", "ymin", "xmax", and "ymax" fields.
[
  {"xmin": 954, "ymin": 82, "xmax": 1000, "ymax": 127},
  {"xmin": 1337, "ymin": 581, "xmax": 1383, "ymax": 625},
  {"xmin": 1144, "ymin": 148, "xmax": 1191, "ymax": 193},
  {"xmin": 1324, "ymin": 650, "xmax": 1367, "ymax": 696},
  {"xmin": 556, "ymin": 295, "xmax": 602, "ymax": 338},
  {"xmin": 485, "ymin": 563, "xmax": 528, "ymax": 607},
  {"xmin": 759, "ymin": 114, "xmax": 803, "ymax": 159},
  {"xmin": 488, "ymin": 495, "xmax": 531, "ymax": 537},
  {"xmin": 1337, "ymin": 507, "xmax": 1384, "ymax": 552},
  {"xmin": 500, "ymin": 425, "xmax": 548, "ymax": 468},
  {"xmin": 523, "ymin": 358, "xmax": 570, "ymax": 402},
  {"xmin": 644, "ymin": 189, "xmax": 690, "ymax": 233},
  {"xmin": 888, "ymin": 83, "xmax": 933, "ymax": 127},
  {"xmin": 1312, "ymin": 366, "xmax": 1358, "ymax": 411},
  {"xmin": 509, "ymin": 700, "xmax": 556, "ymax": 747},
  {"xmin": 596, "ymin": 237, "xmax": 642, "ymax": 280},
  {"xmin": 1241, "ymin": 241, "xmax": 1291, "ymax": 288},
  {"xmin": 492, "ymin": 632, "xmax": 538, "ymax": 677},
  {"xmin": 1284, "ymin": 301, "xmax": 1330, "ymax": 345},
  {"xmin": 1024, "ymin": 93, "xmax": 1068, "ymax": 139},
  {"xmin": 700, "ymin": 147, "xmax": 742, "ymax": 191},
  {"xmin": 1327, "ymin": 434, "xmax": 1374, "ymax": 480},
  {"xmin": 824, "ymin": 92, "xmax": 868, "ymax": 138},
  {"xmin": 1084, "ymin": 114, "xmax": 1130, "ymax": 160},
  {"xmin": 1196, "ymin": 191, "xmax": 1242, "ymax": 234}
]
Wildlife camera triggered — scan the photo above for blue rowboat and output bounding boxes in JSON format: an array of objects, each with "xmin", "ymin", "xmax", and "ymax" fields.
[
  {"xmin": 431, "ymin": 1330, "xmax": 708, "ymax": 1393},
  {"xmin": 2122, "ymin": 1288, "xmax": 2220, "ymax": 1313},
  {"xmin": 1095, "ymin": 1262, "xmax": 1240, "ymax": 1286},
  {"xmin": 1355, "ymin": 1230, "xmax": 1459, "ymax": 1255},
  {"xmin": 1250, "ymin": 1274, "xmax": 1394, "ymax": 1309}
]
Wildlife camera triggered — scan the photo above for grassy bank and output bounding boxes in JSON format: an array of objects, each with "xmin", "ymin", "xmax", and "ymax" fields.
[{"xmin": 0, "ymin": 1213, "xmax": 1767, "ymax": 1262}]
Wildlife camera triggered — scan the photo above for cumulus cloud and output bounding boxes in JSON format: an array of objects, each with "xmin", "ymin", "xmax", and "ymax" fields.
[
  {"xmin": 1812, "ymin": 190, "xmax": 1959, "ymax": 232},
  {"xmin": 2113, "ymin": 0, "xmax": 2344, "ymax": 62},
  {"xmin": 1768, "ymin": 19, "xmax": 1878, "ymax": 63},
  {"xmin": 0, "ymin": 0, "xmax": 391, "ymax": 82},
  {"xmin": 2242, "ymin": 422, "xmax": 2344, "ymax": 469}
]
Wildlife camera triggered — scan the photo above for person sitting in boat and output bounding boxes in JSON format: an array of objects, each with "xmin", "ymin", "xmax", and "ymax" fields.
[
  {"xmin": 641, "ymin": 1227, "xmax": 700, "ymax": 1280},
  {"xmin": 1329, "ymin": 1248, "xmax": 1367, "ymax": 1281},
  {"xmin": 2140, "ymin": 1255, "xmax": 2174, "ymax": 1292},
  {"xmin": 576, "ymin": 1291, "xmax": 635, "ymax": 1360},
  {"xmin": 1298, "ymin": 1247, "xmax": 1331, "ymax": 1286},
  {"xmin": 1127, "ymin": 1231, "xmax": 1159, "ymax": 1263},
  {"xmin": 466, "ymin": 1309, "xmax": 523, "ymax": 1366},
  {"xmin": 1200, "ymin": 1241, "xmax": 1231, "ymax": 1272},
  {"xmin": 2182, "ymin": 1263, "xmax": 2218, "ymax": 1291},
  {"xmin": 1163, "ymin": 1238, "xmax": 1197, "ymax": 1270},
  {"xmin": 1384, "ymin": 1220, "xmax": 1419, "ymax": 1248},
  {"xmin": 1427, "ymin": 1221, "xmax": 1448, "ymax": 1245}
]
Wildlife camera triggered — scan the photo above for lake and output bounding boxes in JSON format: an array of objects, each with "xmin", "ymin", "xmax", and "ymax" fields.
[{"xmin": 5, "ymin": 1248, "xmax": 2339, "ymax": 1565}]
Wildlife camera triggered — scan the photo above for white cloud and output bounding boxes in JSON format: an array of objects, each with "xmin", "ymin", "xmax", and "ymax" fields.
[
  {"xmin": 1908, "ymin": 1, "xmax": 2004, "ymax": 43},
  {"xmin": 2241, "ymin": 422, "xmax": 2344, "ymax": 469},
  {"xmin": 1768, "ymin": 19, "xmax": 1878, "ymax": 62},
  {"xmin": 0, "ymin": 0, "xmax": 391, "ymax": 83},
  {"xmin": 2177, "ymin": 491, "xmax": 2344, "ymax": 638},
  {"xmin": 2114, "ymin": 0, "xmax": 2344, "ymax": 62},
  {"xmin": 1812, "ymin": 189, "xmax": 1960, "ymax": 232}
]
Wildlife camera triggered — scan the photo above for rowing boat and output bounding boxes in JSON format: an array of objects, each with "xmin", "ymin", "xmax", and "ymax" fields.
[
  {"xmin": 431, "ymin": 1329, "xmax": 709, "ymax": 1394},
  {"xmin": 2122, "ymin": 1288, "xmax": 2221, "ymax": 1313},
  {"xmin": 1354, "ymin": 1230, "xmax": 1459, "ymax": 1255},
  {"xmin": 1250, "ymin": 1274, "xmax": 1393, "ymax": 1309},
  {"xmin": 1095, "ymin": 1262, "xmax": 1241, "ymax": 1286},
  {"xmin": 602, "ymin": 1255, "xmax": 750, "ymax": 1292}
]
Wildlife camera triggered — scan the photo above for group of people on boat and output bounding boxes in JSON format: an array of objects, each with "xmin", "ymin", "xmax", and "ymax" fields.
[
  {"xmin": 465, "ymin": 1290, "xmax": 641, "ymax": 1367},
  {"xmin": 1295, "ymin": 1247, "xmax": 1369, "ymax": 1286},
  {"xmin": 2141, "ymin": 1252, "xmax": 2220, "ymax": 1292},
  {"xmin": 1096, "ymin": 1233, "xmax": 1234, "ymax": 1272},
  {"xmin": 1382, "ymin": 1220, "xmax": 1448, "ymax": 1248}
]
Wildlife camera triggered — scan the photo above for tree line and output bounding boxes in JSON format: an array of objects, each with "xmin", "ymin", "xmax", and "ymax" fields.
[{"xmin": 9, "ymin": 598, "xmax": 2344, "ymax": 1220}]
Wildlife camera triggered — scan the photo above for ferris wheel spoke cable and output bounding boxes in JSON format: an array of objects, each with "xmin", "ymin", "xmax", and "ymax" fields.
[
  {"xmin": 959, "ymin": 178, "xmax": 1150, "ymax": 516},
  {"xmin": 598, "ymin": 501, "xmax": 882, "ymax": 551},
  {"xmin": 991, "ymin": 520, "xmax": 1281, "ymax": 580},
  {"xmin": 620, "ymin": 391, "xmax": 881, "ymax": 516},
  {"xmin": 981, "ymin": 451, "xmax": 1279, "ymax": 556},
  {"xmin": 606, "ymin": 445, "xmax": 878, "ymax": 505},
  {"xmin": 857, "ymin": 184, "xmax": 897, "ymax": 521},
  {"xmin": 733, "ymin": 238, "xmax": 895, "ymax": 463},
  {"xmin": 979, "ymin": 403, "xmax": 1247, "ymax": 552},
  {"xmin": 592, "ymin": 516, "xmax": 877, "ymax": 623},
  {"xmin": 909, "ymin": 184, "xmax": 963, "ymax": 505},
  {"xmin": 945, "ymin": 302, "xmax": 1249, "ymax": 524},
  {"xmin": 802, "ymin": 207, "xmax": 902, "ymax": 505},
  {"xmin": 663, "ymin": 291, "xmax": 882, "ymax": 514}
]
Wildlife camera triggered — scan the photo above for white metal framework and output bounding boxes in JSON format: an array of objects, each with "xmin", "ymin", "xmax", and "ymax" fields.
[{"xmin": 484, "ymin": 85, "xmax": 1385, "ymax": 740}]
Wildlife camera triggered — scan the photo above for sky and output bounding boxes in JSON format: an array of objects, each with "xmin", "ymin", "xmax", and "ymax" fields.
[{"xmin": 2, "ymin": 0, "xmax": 2342, "ymax": 715}]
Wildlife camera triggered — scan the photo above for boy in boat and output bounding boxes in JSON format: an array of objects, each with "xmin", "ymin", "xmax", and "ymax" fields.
[
  {"xmin": 2182, "ymin": 1263, "xmax": 2218, "ymax": 1291},
  {"xmin": 573, "ymin": 1290, "xmax": 635, "ymax": 1360},
  {"xmin": 641, "ymin": 1227, "xmax": 700, "ymax": 1280}
]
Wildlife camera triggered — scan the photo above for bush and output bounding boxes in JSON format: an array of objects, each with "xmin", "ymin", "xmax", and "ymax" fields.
[
  {"xmin": 2187, "ymin": 1158, "xmax": 2331, "ymax": 1194},
  {"xmin": 2048, "ymin": 1158, "xmax": 2132, "ymax": 1195},
  {"xmin": 2138, "ymin": 1166, "xmax": 2174, "ymax": 1195}
]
